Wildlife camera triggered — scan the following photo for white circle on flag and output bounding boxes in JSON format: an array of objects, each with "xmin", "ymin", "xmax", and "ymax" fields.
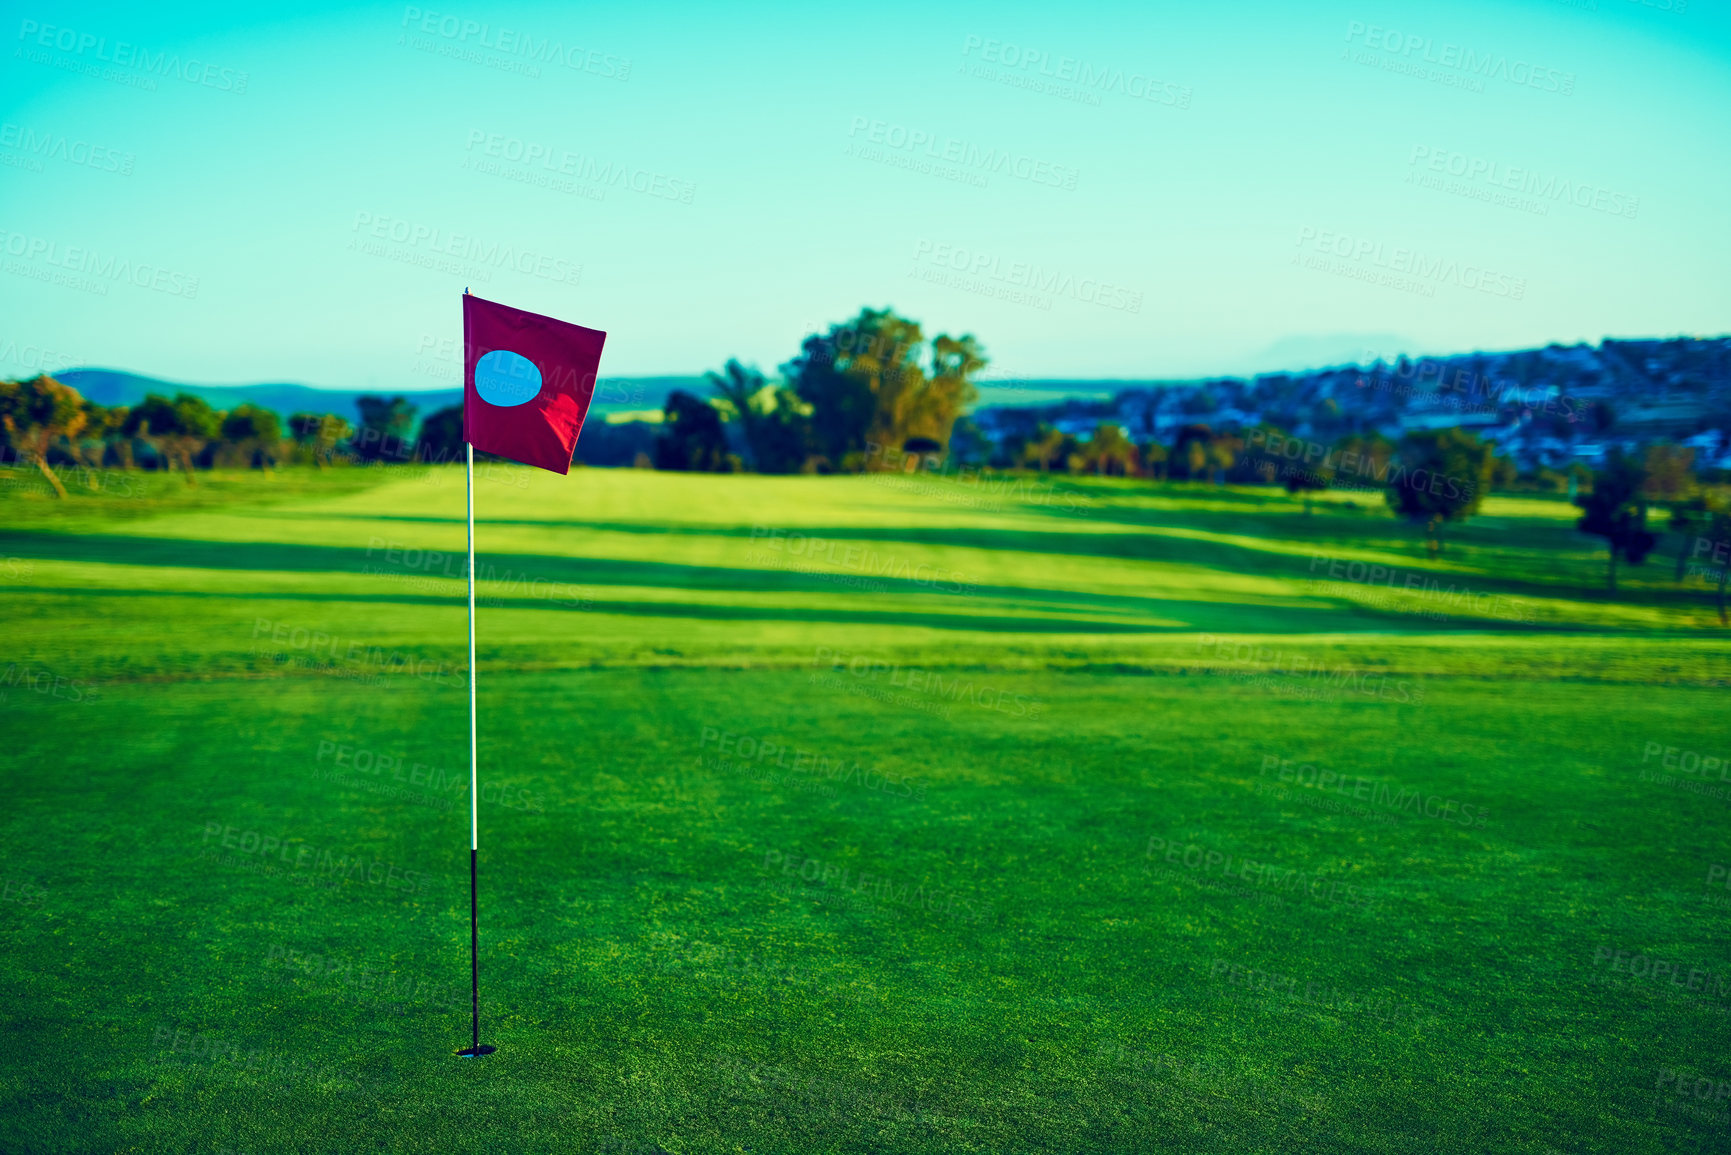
[{"xmin": 475, "ymin": 349, "xmax": 542, "ymax": 407}]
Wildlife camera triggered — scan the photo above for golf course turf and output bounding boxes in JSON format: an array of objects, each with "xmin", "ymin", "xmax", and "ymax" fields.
[{"xmin": 1, "ymin": 464, "xmax": 1727, "ymax": 1153}]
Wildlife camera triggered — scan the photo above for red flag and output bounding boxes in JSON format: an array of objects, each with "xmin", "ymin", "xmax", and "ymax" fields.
[{"xmin": 462, "ymin": 294, "xmax": 607, "ymax": 475}]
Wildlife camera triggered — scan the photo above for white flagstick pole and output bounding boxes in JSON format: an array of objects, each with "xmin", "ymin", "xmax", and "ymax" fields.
[
  {"xmin": 465, "ymin": 438, "xmax": 484, "ymax": 1056},
  {"xmin": 458, "ymin": 287, "xmax": 492, "ymax": 1059}
]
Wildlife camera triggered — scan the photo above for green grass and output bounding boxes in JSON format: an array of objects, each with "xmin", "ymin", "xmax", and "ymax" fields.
[{"xmin": 2, "ymin": 464, "xmax": 1728, "ymax": 1153}]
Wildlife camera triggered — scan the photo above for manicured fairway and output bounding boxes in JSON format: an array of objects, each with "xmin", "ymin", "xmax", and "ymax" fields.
[{"xmin": 2, "ymin": 465, "xmax": 1728, "ymax": 1153}]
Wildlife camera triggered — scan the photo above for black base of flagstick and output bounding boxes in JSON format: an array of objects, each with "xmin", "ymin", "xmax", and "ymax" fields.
[{"xmin": 455, "ymin": 847, "xmax": 494, "ymax": 1057}]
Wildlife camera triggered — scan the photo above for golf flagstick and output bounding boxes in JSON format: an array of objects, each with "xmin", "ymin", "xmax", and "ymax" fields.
[
  {"xmin": 458, "ymin": 289, "xmax": 494, "ymax": 1057},
  {"xmin": 458, "ymin": 438, "xmax": 493, "ymax": 1057},
  {"xmin": 453, "ymin": 289, "xmax": 607, "ymax": 1057}
]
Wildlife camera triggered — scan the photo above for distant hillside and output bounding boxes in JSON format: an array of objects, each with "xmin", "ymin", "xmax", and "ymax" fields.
[{"xmin": 50, "ymin": 369, "xmax": 704, "ymax": 424}]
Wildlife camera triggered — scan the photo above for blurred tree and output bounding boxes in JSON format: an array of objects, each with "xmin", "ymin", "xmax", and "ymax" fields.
[
  {"xmin": 708, "ymin": 359, "xmax": 810, "ymax": 474},
  {"xmin": 287, "ymin": 412, "xmax": 353, "ymax": 468},
  {"xmin": 123, "ymin": 393, "xmax": 223, "ymax": 481},
  {"xmin": 782, "ymin": 309, "xmax": 983, "ymax": 469},
  {"xmin": 353, "ymin": 395, "xmax": 418, "ymax": 463},
  {"xmin": 416, "ymin": 405, "xmax": 465, "ymax": 466},
  {"xmin": 1641, "ymin": 442, "xmax": 1696, "ymax": 502},
  {"xmin": 122, "ymin": 395, "xmax": 177, "ymax": 475},
  {"xmin": 1233, "ymin": 423, "xmax": 1287, "ymax": 485},
  {"xmin": 917, "ymin": 333, "xmax": 987, "ymax": 449},
  {"xmin": 174, "ymin": 395, "xmax": 222, "ymax": 474},
  {"xmin": 1331, "ymin": 433, "xmax": 1396, "ymax": 497},
  {"xmin": 1708, "ymin": 508, "xmax": 1731, "ymax": 624},
  {"xmin": 75, "ymin": 399, "xmax": 129, "ymax": 476},
  {"xmin": 1138, "ymin": 441, "xmax": 1169, "ymax": 481},
  {"xmin": 1075, "ymin": 424, "xmax": 1137, "ymax": 476},
  {"xmin": 1020, "ymin": 425, "xmax": 1076, "ymax": 472},
  {"xmin": 654, "ymin": 390, "xmax": 731, "ymax": 472},
  {"xmin": 219, "ymin": 403, "xmax": 282, "ymax": 470},
  {"xmin": 1667, "ymin": 492, "xmax": 1724, "ymax": 581},
  {"xmin": 1489, "ymin": 452, "xmax": 1519, "ymax": 490},
  {"xmin": 1206, "ymin": 432, "xmax": 1243, "ymax": 485},
  {"xmin": 1283, "ymin": 457, "xmax": 1330, "ymax": 514},
  {"xmin": 0, "ymin": 375, "xmax": 86, "ymax": 498},
  {"xmin": 944, "ymin": 417, "xmax": 990, "ymax": 468},
  {"xmin": 1385, "ymin": 428, "xmax": 1494, "ymax": 556},
  {"xmin": 1574, "ymin": 450, "xmax": 1658, "ymax": 591},
  {"xmin": 1169, "ymin": 424, "xmax": 1213, "ymax": 482}
]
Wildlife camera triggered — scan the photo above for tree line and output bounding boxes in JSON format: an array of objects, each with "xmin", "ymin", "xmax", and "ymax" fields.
[
  {"xmin": 650, "ymin": 307, "xmax": 983, "ymax": 474},
  {"xmin": 4, "ymin": 307, "xmax": 1726, "ymax": 612},
  {"xmin": 0, "ymin": 376, "xmax": 447, "ymax": 495}
]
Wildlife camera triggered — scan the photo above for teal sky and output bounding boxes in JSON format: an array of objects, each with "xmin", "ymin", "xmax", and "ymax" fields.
[{"xmin": 1, "ymin": 0, "xmax": 1727, "ymax": 389}]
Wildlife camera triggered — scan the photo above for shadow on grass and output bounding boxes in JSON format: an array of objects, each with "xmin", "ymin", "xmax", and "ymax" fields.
[
  {"xmin": 2, "ymin": 582, "xmax": 1207, "ymax": 634},
  {"xmin": 0, "ymin": 521, "xmax": 1623, "ymax": 629},
  {"xmin": 0, "ymin": 525, "xmax": 1444, "ymax": 634},
  {"xmin": 289, "ymin": 508, "xmax": 1705, "ymax": 612}
]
